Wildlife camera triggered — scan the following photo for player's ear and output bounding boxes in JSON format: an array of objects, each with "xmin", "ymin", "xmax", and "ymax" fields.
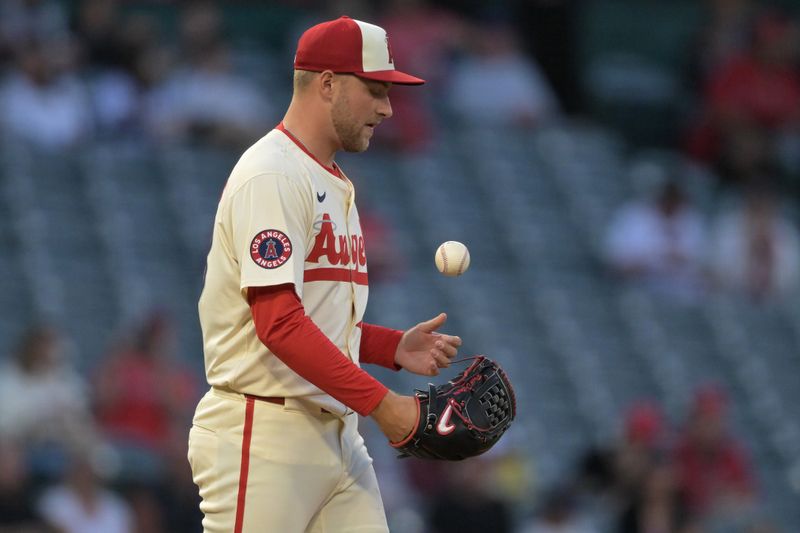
[{"xmin": 318, "ymin": 70, "xmax": 336, "ymax": 102}]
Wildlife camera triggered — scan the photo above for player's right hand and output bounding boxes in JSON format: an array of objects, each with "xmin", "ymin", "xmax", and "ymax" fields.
[
  {"xmin": 394, "ymin": 313, "xmax": 462, "ymax": 376},
  {"xmin": 371, "ymin": 391, "xmax": 419, "ymax": 443}
]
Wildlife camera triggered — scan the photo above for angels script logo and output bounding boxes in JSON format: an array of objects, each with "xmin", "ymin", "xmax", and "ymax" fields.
[
  {"xmin": 436, "ymin": 403, "xmax": 456, "ymax": 435},
  {"xmin": 307, "ymin": 213, "xmax": 366, "ymax": 267}
]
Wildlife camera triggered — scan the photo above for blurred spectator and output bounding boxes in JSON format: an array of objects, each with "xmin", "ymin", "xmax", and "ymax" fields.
[
  {"xmin": 512, "ymin": 0, "xmax": 582, "ymax": 113},
  {"xmin": 673, "ymin": 385, "xmax": 755, "ymax": 521},
  {"xmin": 93, "ymin": 311, "xmax": 199, "ymax": 482},
  {"xmin": 714, "ymin": 123, "xmax": 771, "ymax": 188},
  {"xmin": 623, "ymin": 402, "xmax": 666, "ymax": 452},
  {"xmin": 374, "ymin": 0, "xmax": 467, "ymax": 150},
  {"xmin": 37, "ymin": 451, "xmax": 132, "ymax": 533},
  {"xmin": 614, "ymin": 402, "xmax": 667, "ymax": 502},
  {"xmin": 0, "ymin": 325, "xmax": 95, "ymax": 479},
  {"xmin": 130, "ymin": 43, "xmax": 175, "ymax": 118},
  {"xmin": 604, "ymin": 181, "xmax": 707, "ymax": 300},
  {"xmin": 492, "ymin": 448, "xmax": 534, "ymax": 507},
  {"xmin": 574, "ymin": 401, "xmax": 669, "ymax": 530},
  {"xmin": 179, "ymin": 0, "xmax": 224, "ymax": 62},
  {"xmin": 690, "ymin": 0, "xmax": 756, "ymax": 88},
  {"xmin": 447, "ymin": 21, "xmax": 559, "ymax": 128},
  {"xmin": 121, "ymin": 482, "xmax": 167, "ymax": 533},
  {"xmin": 380, "ymin": 0, "xmax": 465, "ymax": 84},
  {"xmin": 87, "ymin": 70, "xmax": 139, "ymax": 137},
  {"xmin": 573, "ymin": 446, "xmax": 616, "ymax": 501},
  {"xmin": 144, "ymin": 39, "xmax": 272, "ymax": 149},
  {"xmin": 0, "ymin": 438, "xmax": 52, "ymax": 532},
  {"xmin": 71, "ymin": 0, "xmax": 126, "ymax": 70},
  {"xmin": 617, "ymin": 461, "xmax": 692, "ymax": 533},
  {"xmin": 708, "ymin": 182, "xmax": 800, "ymax": 300},
  {"xmin": 72, "ymin": 1, "xmax": 164, "ymax": 136},
  {"xmin": 0, "ymin": 41, "xmax": 92, "ymax": 149},
  {"xmin": 0, "ymin": 0, "xmax": 69, "ymax": 59},
  {"xmin": 122, "ymin": 398, "xmax": 202, "ymax": 532},
  {"xmin": 156, "ymin": 434, "xmax": 203, "ymax": 533},
  {"xmin": 427, "ymin": 460, "xmax": 513, "ymax": 533},
  {"xmin": 518, "ymin": 487, "xmax": 598, "ymax": 533},
  {"xmin": 141, "ymin": 2, "xmax": 271, "ymax": 149},
  {"xmin": 687, "ymin": 11, "xmax": 800, "ymax": 165}
]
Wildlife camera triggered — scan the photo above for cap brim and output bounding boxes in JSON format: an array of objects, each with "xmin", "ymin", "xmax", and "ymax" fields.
[{"xmin": 355, "ymin": 70, "xmax": 425, "ymax": 85}]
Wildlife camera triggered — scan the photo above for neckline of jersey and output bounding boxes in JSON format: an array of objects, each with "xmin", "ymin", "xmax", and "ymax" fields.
[{"xmin": 276, "ymin": 122, "xmax": 343, "ymax": 179}]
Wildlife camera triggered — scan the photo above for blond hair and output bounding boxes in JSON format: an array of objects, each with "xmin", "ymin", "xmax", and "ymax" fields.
[{"xmin": 293, "ymin": 69, "xmax": 317, "ymax": 92}]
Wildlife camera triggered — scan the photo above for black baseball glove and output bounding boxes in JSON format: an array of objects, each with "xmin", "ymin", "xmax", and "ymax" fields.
[{"xmin": 391, "ymin": 356, "xmax": 516, "ymax": 460}]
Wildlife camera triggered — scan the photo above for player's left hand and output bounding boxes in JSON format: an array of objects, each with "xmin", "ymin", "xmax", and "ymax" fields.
[{"xmin": 394, "ymin": 313, "xmax": 461, "ymax": 376}]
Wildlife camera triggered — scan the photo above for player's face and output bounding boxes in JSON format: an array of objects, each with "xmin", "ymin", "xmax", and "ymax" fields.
[{"xmin": 331, "ymin": 75, "xmax": 392, "ymax": 153}]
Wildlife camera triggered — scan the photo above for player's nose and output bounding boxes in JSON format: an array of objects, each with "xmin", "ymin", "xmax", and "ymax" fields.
[{"xmin": 377, "ymin": 97, "xmax": 392, "ymax": 119}]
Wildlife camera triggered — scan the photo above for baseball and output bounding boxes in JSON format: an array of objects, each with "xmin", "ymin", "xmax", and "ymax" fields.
[{"xmin": 435, "ymin": 241, "xmax": 470, "ymax": 277}]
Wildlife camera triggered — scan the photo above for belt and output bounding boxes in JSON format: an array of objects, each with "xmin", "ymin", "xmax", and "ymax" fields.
[{"xmin": 245, "ymin": 394, "xmax": 331, "ymax": 414}]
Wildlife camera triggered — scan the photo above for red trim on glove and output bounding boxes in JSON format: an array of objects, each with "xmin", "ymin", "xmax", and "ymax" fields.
[
  {"xmin": 248, "ymin": 284, "xmax": 388, "ymax": 416},
  {"xmin": 390, "ymin": 396, "xmax": 421, "ymax": 447}
]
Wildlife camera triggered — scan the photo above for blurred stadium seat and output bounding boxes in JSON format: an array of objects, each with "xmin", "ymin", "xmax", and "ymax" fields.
[{"xmin": 4, "ymin": 117, "xmax": 800, "ymax": 525}]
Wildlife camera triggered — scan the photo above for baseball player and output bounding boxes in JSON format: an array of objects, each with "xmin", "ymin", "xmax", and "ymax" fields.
[{"xmin": 188, "ymin": 16, "xmax": 462, "ymax": 533}]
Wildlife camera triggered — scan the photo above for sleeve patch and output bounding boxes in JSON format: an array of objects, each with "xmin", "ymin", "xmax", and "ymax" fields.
[{"xmin": 250, "ymin": 229, "xmax": 292, "ymax": 269}]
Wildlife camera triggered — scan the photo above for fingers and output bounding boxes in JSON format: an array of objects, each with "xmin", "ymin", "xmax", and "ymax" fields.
[
  {"xmin": 419, "ymin": 312, "xmax": 447, "ymax": 333},
  {"xmin": 438, "ymin": 343, "xmax": 457, "ymax": 358},
  {"xmin": 432, "ymin": 333, "xmax": 461, "ymax": 347},
  {"xmin": 435, "ymin": 337, "xmax": 460, "ymax": 357},
  {"xmin": 442, "ymin": 335, "xmax": 462, "ymax": 348},
  {"xmin": 426, "ymin": 336, "xmax": 461, "ymax": 373},
  {"xmin": 430, "ymin": 347, "xmax": 452, "ymax": 369},
  {"xmin": 431, "ymin": 339, "xmax": 457, "ymax": 359}
]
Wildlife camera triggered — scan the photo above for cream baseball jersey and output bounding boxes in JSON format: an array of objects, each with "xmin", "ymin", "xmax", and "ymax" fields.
[{"xmin": 198, "ymin": 127, "xmax": 368, "ymax": 416}]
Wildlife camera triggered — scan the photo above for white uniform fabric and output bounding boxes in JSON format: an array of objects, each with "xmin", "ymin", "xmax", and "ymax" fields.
[
  {"xmin": 198, "ymin": 127, "xmax": 369, "ymax": 417},
  {"xmin": 189, "ymin": 389, "xmax": 387, "ymax": 533},
  {"xmin": 191, "ymin": 127, "xmax": 387, "ymax": 533}
]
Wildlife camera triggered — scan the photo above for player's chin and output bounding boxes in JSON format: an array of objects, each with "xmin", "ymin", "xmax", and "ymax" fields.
[
  {"xmin": 343, "ymin": 143, "xmax": 369, "ymax": 153},
  {"xmin": 343, "ymin": 137, "xmax": 371, "ymax": 153}
]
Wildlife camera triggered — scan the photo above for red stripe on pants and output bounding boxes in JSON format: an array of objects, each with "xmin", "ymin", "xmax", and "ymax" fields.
[{"xmin": 234, "ymin": 397, "xmax": 255, "ymax": 533}]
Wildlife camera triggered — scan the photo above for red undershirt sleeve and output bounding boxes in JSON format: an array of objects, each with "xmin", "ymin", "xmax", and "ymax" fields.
[
  {"xmin": 247, "ymin": 284, "xmax": 388, "ymax": 416},
  {"xmin": 358, "ymin": 322, "xmax": 403, "ymax": 370}
]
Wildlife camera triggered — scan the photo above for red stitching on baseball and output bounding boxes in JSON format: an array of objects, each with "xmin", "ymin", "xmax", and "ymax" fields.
[{"xmin": 457, "ymin": 249, "xmax": 467, "ymax": 274}]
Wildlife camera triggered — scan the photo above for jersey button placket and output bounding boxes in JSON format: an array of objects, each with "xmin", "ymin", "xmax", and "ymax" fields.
[{"xmin": 344, "ymin": 183, "xmax": 358, "ymax": 359}]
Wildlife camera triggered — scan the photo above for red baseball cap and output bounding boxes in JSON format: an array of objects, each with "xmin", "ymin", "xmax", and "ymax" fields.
[
  {"xmin": 692, "ymin": 384, "xmax": 728, "ymax": 418},
  {"xmin": 624, "ymin": 402, "xmax": 663, "ymax": 447},
  {"xmin": 294, "ymin": 16, "xmax": 425, "ymax": 86}
]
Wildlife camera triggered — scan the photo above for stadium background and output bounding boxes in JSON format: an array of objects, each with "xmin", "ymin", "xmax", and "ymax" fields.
[{"xmin": 1, "ymin": 0, "xmax": 800, "ymax": 531}]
